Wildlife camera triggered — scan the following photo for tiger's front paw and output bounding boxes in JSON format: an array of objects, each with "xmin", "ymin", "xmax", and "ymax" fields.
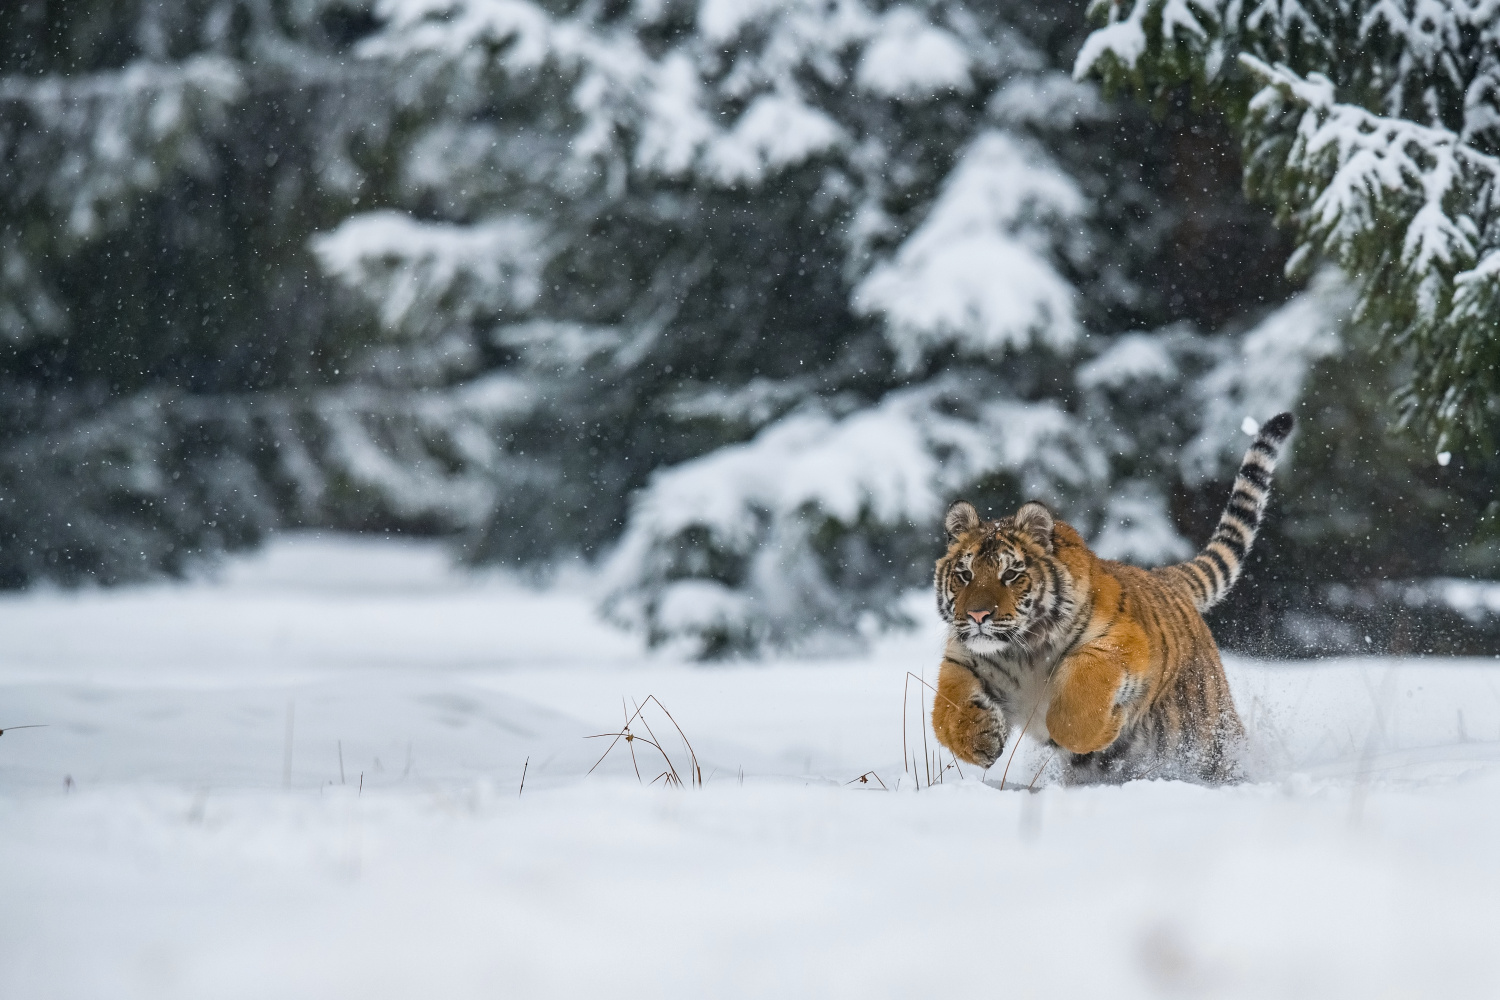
[{"xmin": 932, "ymin": 695, "xmax": 1007, "ymax": 769}]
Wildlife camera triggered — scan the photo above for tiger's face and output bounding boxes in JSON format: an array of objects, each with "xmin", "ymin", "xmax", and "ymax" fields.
[{"xmin": 935, "ymin": 499, "xmax": 1060, "ymax": 655}]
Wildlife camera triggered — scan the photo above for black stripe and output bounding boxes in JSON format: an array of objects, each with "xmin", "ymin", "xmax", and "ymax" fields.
[
  {"xmin": 1143, "ymin": 590, "xmax": 1171, "ymax": 666},
  {"xmin": 1213, "ymin": 531, "xmax": 1248, "ymax": 559},
  {"xmin": 1174, "ymin": 566, "xmax": 1199, "ymax": 602},
  {"xmin": 1162, "ymin": 583, "xmax": 1195, "ymax": 643},
  {"xmin": 958, "ymin": 656, "xmax": 1011, "ymax": 694},
  {"xmin": 1052, "ymin": 601, "xmax": 1093, "ymax": 666},
  {"xmin": 1197, "ymin": 554, "xmax": 1225, "ymax": 596},
  {"xmin": 1226, "ymin": 498, "xmax": 1260, "ymax": 525},
  {"xmin": 1230, "ymin": 487, "xmax": 1261, "ymax": 509},
  {"xmin": 972, "ymin": 669, "xmax": 1011, "ymax": 705},
  {"xmin": 1217, "ymin": 515, "xmax": 1253, "ymax": 542},
  {"xmin": 987, "ymin": 660, "xmax": 1019, "ymax": 688},
  {"xmin": 1202, "ymin": 548, "xmax": 1234, "ymax": 587},
  {"xmin": 1042, "ymin": 560, "xmax": 1063, "ymax": 621},
  {"xmin": 1182, "ymin": 563, "xmax": 1206, "ymax": 602},
  {"xmin": 1260, "ymin": 412, "xmax": 1295, "ymax": 440},
  {"xmin": 1250, "ymin": 439, "xmax": 1277, "ymax": 460},
  {"xmin": 1239, "ymin": 464, "xmax": 1270, "ymax": 489}
]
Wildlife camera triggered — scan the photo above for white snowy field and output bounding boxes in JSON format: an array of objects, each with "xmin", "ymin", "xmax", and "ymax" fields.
[{"xmin": 3, "ymin": 536, "xmax": 1500, "ymax": 999}]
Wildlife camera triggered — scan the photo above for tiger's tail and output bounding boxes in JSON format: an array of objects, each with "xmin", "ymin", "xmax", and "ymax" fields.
[{"xmin": 1166, "ymin": 412, "xmax": 1296, "ymax": 613}]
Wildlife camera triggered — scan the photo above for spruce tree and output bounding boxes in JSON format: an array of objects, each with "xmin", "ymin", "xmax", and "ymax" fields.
[
  {"xmin": 1077, "ymin": 0, "xmax": 1500, "ymax": 450},
  {"xmin": 0, "ymin": 0, "xmax": 415, "ymax": 584},
  {"xmin": 329, "ymin": 0, "xmax": 1316, "ymax": 655}
]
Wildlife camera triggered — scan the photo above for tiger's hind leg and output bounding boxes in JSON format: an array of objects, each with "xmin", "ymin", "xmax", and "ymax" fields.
[
  {"xmin": 1193, "ymin": 715, "xmax": 1247, "ymax": 784},
  {"xmin": 1058, "ymin": 725, "xmax": 1157, "ymax": 785},
  {"xmin": 1155, "ymin": 656, "xmax": 1247, "ymax": 784}
]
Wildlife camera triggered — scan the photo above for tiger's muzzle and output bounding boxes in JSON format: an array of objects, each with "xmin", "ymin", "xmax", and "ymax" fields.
[{"xmin": 958, "ymin": 615, "xmax": 1020, "ymax": 647}]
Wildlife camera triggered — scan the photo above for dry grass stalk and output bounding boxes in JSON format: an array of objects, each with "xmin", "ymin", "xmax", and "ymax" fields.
[
  {"xmin": 586, "ymin": 695, "xmax": 702, "ymax": 788},
  {"xmin": 0, "ymin": 724, "xmax": 47, "ymax": 737},
  {"xmin": 1028, "ymin": 750, "xmax": 1056, "ymax": 791},
  {"xmin": 998, "ymin": 694, "xmax": 1045, "ymax": 791},
  {"xmin": 901, "ymin": 672, "xmax": 967, "ymax": 790},
  {"xmin": 282, "ymin": 702, "xmax": 295, "ymax": 789}
]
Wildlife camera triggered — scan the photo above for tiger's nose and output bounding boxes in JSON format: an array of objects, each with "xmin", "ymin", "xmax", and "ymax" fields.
[{"xmin": 967, "ymin": 609, "xmax": 992, "ymax": 624}]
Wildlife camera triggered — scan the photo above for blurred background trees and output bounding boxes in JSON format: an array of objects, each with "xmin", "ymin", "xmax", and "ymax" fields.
[
  {"xmin": 1, "ymin": 0, "xmax": 1496, "ymax": 656},
  {"xmin": 0, "ymin": 0, "xmax": 392, "ymax": 583},
  {"xmin": 1079, "ymin": 0, "xmax": 1500, "ymax": 451}
]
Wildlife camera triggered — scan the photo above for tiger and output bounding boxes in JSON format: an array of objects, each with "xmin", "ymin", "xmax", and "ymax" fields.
[{"xmin": 930, "ymin": 412, "xmax": 1296, "ymax": 784}]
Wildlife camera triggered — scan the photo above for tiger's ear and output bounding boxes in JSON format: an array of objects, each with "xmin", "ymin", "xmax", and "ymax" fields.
[
  {"xmin": 1014, "ymin": 501, "xmax": 1054, "ymax": 553},
  {"xmin": 944, "ymin": 500, "xmax": 980, "ymax": 541}
]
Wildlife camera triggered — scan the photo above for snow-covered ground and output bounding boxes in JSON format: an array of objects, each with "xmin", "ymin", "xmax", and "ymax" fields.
[{"xmin": 3, "ymin": 535, "xmax": 1500, "ymax": 998}]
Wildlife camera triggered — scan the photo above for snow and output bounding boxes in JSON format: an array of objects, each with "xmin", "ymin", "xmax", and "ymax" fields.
[
  {"xmin": 706, "ymin": 92, "xmax": 845, "ymax": 186},
  {"xmin": 1073, "ymin": 0, "xmax": 1150, "ymax": 78},
  {"xmin": 1073, "ymin": 0, "xmax": 1212, "ymax": 80},
  {"xmin": 626, "ymin": 397, "xmax": 944, "ymax": 544},
  {"xmin": 1237, "ymin": 54, "xmax": 1500, "ymax": 330},
  {"xmin": 604, "ymin": 384, "xmax": 1104, "ymax": 651},
  {"xmin": 989, "ymin": 72, "xmax": 1108, "ymax": 128},
  {"xmin": 313, "ymin": 211, "xmax": 547, "ymax": 335},
  {"xmin": 634, "ymin": 52, "xmax": 717, "ymax": 177},
  {"xmin": 854, "ymin": 8, "xmax": 972, "ymax": 100},
  {"xmin": 1, "ymin": 55, "xmax": 243, "ymax": 240},
  {"xmin": 854, "ymin": 131, "xmax": 1082, "ymax": 372},
  {"xmin": 696, "ymin": 0, "xmax": 791, "ymax": 44},
  {"xmin": 1256, "ymin": 57, "xmax": 1473, "ymax": 267},
  {"xmin": 1326, "ymin": 577, "xmax": 1500, "ymax": 626},
  {"xmin": 664, "ymin": 376, "xmax": 812, "ymax": 425},
  {"xmin": 1181, "ymin": 269, "xmax": 1352, "ymax": 484},
  {"xmin": 1426, "ymin": 579, "xmax": 1500, "ymax": 620},
  {"xmin": 1090, "ymin": 480, "xmax": 1195, "ymax": 564},
  {"xmin": 364, "ymin": 0, "xmax": 555, "ymax": 73},
  {"xmin": 5, "ymin": 534, "xmax": 1500, "ymax": 998},
  {"xmin": 1076, "ymin": 331, "xmax": 1180, "ymax": 390}
]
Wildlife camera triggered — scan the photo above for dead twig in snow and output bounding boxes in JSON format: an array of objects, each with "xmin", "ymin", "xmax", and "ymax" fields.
[
  {"xmin": 585, "ymin": 695, "xmax": 701, "ymax": 788},
  {"xmin": 1028, "ymin": 749, "xmax": 1057, "ymax": 791},
  {"xmin": 0, "ymin": 724, "xmax": 47, "ymax": 737},
  {"xmin": 903, "ymin": 672, "xmax": 969, "ymax": 790},
  {"xmin": 999, "ymin": 695, "xmax": 1044, "ymax": 792}
]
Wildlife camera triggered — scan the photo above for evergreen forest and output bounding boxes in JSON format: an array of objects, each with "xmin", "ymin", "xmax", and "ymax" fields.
[{"xmin": 2, "ymin": 0, "xmax": 1497, "ymax": 657}]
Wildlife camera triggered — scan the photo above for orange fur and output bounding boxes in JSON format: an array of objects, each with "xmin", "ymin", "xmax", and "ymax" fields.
[
  {"xmin": 934, "ymin": 513, "xmax": 1243, "ymax": 782},
  {"xmin": 930, "ymin": 415, "xmax": 1295, "ymax": 783},
  {"xmin": 932, "ymin": 660, "xmax": 1006, "ymax": 767}
]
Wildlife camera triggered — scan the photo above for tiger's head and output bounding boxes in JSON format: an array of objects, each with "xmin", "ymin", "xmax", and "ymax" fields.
[{"xmin": 935, "ymin": 499, "xmax": 1068, "ymax": 655}]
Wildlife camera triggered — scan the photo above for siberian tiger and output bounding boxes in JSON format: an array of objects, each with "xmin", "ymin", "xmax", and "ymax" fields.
[{"xmin": 930, "ymin": 412, "xmax": 1295, "ymax": 784}]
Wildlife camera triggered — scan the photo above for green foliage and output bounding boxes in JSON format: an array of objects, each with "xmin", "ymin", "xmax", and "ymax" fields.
[
  {"xmin": 0, "ymin": 0, "xmax": 394, "ymax": 582},
  {"xmin": 1078, "ymin": 0, "xmax": 1500, "ymax": 449}
]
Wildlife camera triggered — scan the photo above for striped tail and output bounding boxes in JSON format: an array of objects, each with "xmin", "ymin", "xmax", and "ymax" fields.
[{"xmin": 1168, "ymin": 412, "xmax": 1296, "ymax": 613}]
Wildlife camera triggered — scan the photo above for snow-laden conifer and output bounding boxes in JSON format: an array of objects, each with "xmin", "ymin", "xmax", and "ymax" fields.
[
  {"xmin": 324, "ymin": 0, "xmax": 1150, "ymax": 653},
  {"xmin": 1078, "ymin": 0, "xmax": 1500, "ymax": 447}
]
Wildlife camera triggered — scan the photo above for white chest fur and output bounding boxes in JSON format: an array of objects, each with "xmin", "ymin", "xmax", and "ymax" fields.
[{"xmin": 957, "ymin": 638, "xmax": 1065, "ymax": 745}]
